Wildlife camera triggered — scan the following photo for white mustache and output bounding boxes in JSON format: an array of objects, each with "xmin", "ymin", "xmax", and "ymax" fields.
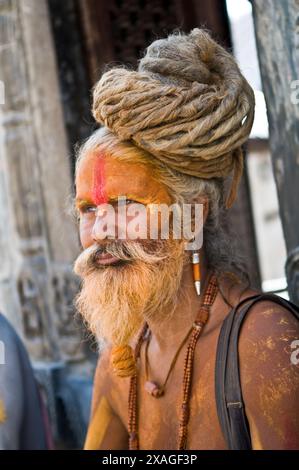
[{"xmin": 74, "ymin": 240, "xmax": 172, "ymax": 277}]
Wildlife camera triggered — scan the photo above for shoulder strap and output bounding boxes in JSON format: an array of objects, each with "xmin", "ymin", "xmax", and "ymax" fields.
[{"xmin": 215, "ymin": 292, "xmax": 299, "ymax": 450}]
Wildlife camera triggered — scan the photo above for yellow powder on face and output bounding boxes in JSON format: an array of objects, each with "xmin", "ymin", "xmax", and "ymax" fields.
[
  {"xmin": 84, "ymin": 396, "xmax": 113, "ymax": 450},
  {"xmin": 0, "ymin": 398, "xmax": 6, "ymax": 423}
]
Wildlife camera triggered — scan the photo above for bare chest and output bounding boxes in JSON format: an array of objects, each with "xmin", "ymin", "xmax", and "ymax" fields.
[{"xmin": 109, "ymin": 328, "xmax": 228, "ymax": 450}]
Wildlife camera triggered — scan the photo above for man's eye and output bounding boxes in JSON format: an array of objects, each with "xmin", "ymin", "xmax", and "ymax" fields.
[
  {"xmin": 80, "ymin": 205, "xmax": 97, "ymax": 214},
  {"xmin": 117, "ymin": 198, "xmax": 136, "ymax": 206}
]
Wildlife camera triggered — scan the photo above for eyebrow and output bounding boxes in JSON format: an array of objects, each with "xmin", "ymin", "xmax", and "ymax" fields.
[
  {"xmin": 75, "ymin": 195, "xmax": 150, "ymax": 208},
  {"xmin": 75, "ymin": 197, "xmax": 123, "ymax": 207},
  {"xmin": 75, "ymin": 198, "xmax": 93, "ymax": 209}
]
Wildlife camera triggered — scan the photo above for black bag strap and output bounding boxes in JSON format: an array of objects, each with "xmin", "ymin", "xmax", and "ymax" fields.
[{"xmin": 215, "ymin": 292, "xmax": 299, "ymax": 450}]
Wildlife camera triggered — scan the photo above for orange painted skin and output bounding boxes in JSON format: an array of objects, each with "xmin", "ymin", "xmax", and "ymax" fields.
[
  {"xmin": 76, "ymin": 151, "xmax": 173, "ymax": 249},
  {"xmin": 76, "ymin": 151, "xmax": 299, "ymax": 450}
]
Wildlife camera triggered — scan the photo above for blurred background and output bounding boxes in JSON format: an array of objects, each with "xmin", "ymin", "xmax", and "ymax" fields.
[{"xmin": 0, "ymin": 0, "xmax": 298, "ymax": 448}]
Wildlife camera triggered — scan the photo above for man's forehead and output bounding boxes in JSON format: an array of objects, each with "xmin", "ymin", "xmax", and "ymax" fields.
[
  {"xmin": 75, "ymin": 150, "xmax": 172, "ymax": 205},
  {"xmin": 76, "ymin": 150, "xmax": 153, "ymax": 180}
]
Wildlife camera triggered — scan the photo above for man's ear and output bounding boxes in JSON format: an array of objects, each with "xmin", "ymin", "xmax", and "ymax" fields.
[
  {"xmin": 185, "ymin": 196, "xmax": 209, "ymax": 251},
  {"xmin": 191, "ymin": 196, "xmax": 209, "ymax": 225}
]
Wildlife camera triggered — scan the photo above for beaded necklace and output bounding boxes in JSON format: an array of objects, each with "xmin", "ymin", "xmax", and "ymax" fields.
[{"xmin": 128, "ymin": 271, "xmax": 219, "ymax": 450}]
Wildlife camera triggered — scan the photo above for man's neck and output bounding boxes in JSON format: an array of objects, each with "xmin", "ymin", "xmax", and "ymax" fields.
[{"xmin": 145, "ymin": 250, "xmax": 212, "ymax": 353}]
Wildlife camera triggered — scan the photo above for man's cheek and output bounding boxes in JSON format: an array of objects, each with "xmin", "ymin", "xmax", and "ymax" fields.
[
  {"xmin": 79, "ymin": 219, "xmax": 94, "ymax": 248},
  {"xmin": 125, "ymin": 206, "xmax": 148, "ymax": 240}
]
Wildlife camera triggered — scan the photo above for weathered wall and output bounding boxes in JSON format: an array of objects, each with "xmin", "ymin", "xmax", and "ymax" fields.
[
  {"xmin": 252, "ymin": 0, "xmax": 299, "ymax": 303},
  {"xmin": 0, "ymin": 0, "xmax": 88, "ymax": 364}
]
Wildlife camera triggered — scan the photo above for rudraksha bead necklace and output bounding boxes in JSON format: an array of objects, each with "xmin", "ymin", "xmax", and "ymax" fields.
[{"xmin": 128, "ymin": 271, "xmax": 219, "ymax": 450}]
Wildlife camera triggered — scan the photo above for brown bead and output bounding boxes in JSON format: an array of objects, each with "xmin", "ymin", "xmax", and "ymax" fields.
[{"xmin": 197, "ymin": 305, "xmax": 209, "ymax": 324}]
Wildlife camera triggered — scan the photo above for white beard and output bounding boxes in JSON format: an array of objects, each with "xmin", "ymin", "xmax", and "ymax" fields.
[{"xmin": 74, "ymin": 240, "xmax": 188, "ymax": 347}]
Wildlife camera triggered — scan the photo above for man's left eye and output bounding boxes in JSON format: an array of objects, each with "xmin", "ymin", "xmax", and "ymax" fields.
[
  {"xmin": 118, "ymin": 198, "xmax": 136, "ymax": 206},
  {"xmin": 81, "ymin": 205, "xmax": 97, "ymax": 213}
]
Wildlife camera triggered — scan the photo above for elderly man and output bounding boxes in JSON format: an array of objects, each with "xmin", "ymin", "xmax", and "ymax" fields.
[{"xmin": 73, "ymin": 29, "xmax": 299, "ymax": 450}]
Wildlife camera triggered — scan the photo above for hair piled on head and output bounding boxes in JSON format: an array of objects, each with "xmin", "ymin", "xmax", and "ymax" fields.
[{"xmin": 92, "ymin": 28, "xmax": 255, "ymax": 209}]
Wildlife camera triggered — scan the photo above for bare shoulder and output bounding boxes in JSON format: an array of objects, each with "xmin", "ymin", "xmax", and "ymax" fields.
[
  {"xmin": 236, "ymin": 291, "xmax": 299, "ymax": 449},
  {"xmin": 90, "ymin": 343, "xmax": 115, "ymax": 416},
  {"xmin": 238, "ymin": 292, "xmax": 299, "ymax": 364}
]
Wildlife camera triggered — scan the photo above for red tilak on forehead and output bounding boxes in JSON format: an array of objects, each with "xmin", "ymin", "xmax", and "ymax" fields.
[{"xmin": 91, "ymin": 153, "xmax": 108, "ymax": 204}]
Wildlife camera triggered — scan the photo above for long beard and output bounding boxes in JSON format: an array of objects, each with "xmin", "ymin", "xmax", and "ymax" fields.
[{"xmin": 73, "ymin": 239, "xmax": 188, "ymax": 348}]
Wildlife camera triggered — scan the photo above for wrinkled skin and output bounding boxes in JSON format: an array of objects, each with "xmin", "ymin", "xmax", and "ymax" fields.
[{"xmin": 76, "ymin": 151, "xmax": 299, "ymax": 450}]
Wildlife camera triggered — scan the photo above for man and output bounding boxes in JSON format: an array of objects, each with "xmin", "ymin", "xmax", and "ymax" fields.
[{"xmin": 73, "ymin": 29, "xmax": 299, "ymax": 449}]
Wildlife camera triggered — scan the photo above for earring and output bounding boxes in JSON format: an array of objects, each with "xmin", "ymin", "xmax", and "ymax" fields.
[{"xmin": 192, "ymin": 251, "xmax": 201, "ymax": 295}]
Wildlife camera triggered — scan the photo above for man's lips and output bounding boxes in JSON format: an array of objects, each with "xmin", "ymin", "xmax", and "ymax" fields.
[{"xmin": 95, "ymin": 252, "xmax": 122, "ymax": 266}]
